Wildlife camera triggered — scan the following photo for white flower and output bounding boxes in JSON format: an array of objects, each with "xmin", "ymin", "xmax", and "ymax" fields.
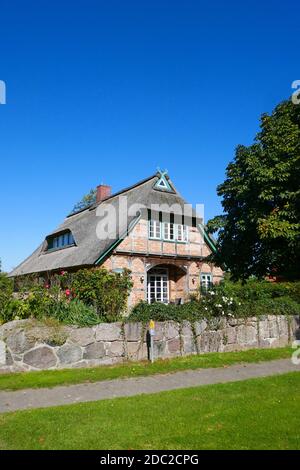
[
  {"xmin": 204, "ymin": 307, "xmax": 208, "ymax": 311},
  {"xmin": 216, "ymin": 304, "xmax": 222, "ymax": 308}
]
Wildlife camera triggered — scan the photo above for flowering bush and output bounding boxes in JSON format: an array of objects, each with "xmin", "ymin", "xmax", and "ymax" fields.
[
  {"xmin": 200, "ymin": 290, "xmax": 241, "ymax": 318},
  {"xmin": 0, "ymin": 267, "xmax": 133, "ymax": 325},
  {"xmin": 71, "ymin": 268, "xmax": 133, "ymax": 322}
]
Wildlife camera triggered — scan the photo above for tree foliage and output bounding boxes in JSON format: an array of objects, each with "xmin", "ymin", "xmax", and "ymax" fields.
[
  {"xmin": 71, "ymin": 188, "xmax": 96, "ymax": 214},
  {"xmin": 207, "ymin": 99, "xmax": 300, "ymax": 280}
]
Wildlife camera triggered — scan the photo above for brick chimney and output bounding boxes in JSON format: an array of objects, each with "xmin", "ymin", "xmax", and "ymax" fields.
[{"xmin": 96, "ymin": 184, "xmax": 112, "ymax": 203}]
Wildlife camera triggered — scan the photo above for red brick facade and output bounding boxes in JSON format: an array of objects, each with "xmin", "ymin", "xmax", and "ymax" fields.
[{"xmin": 102, "ymin": 218, "xmax": 223, "ymax": 307}]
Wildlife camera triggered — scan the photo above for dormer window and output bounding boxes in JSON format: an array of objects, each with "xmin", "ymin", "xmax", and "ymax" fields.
[{"xmin": 46, "ymin": 231, "xmax": 75, "ymax": 251}]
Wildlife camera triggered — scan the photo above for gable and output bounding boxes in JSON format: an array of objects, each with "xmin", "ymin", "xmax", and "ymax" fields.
[{"xmin": 153, "ymin": 170, "xmax": 175, "ymax": 193}]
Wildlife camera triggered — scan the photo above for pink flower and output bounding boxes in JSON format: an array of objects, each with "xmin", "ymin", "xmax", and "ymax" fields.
[
  {"xmin": 45, "ymin": 284, "xmax": 50, "ymax": 289},
  {"xmin": 65, "ymin": 289, "xmax": 71, "ymax": 297},
  {"xmin": 60, "ymin": 270, "xmax": 67, "ymax": 276}
]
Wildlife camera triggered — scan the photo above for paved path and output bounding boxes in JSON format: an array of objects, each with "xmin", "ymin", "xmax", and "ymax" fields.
[{"xmin": 0, "ymin": 359, "xmax": 298, "ymax": 413}]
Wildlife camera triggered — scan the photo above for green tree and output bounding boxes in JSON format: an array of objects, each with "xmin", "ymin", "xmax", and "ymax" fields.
[
  {"xmin": 0, "ymin": 272, "xmax": 13, "ymax": 321},
  {"xmin": 208, "ymin": 99, "xmax": 300, "ymax": 280},
  {"xmin": 71, "ymin": 188, "xmax": 96, "ymax": 214}
]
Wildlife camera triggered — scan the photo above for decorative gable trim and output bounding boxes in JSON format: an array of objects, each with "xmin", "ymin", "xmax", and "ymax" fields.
[
  {"xmin": 153, "ymin": 169, "xmax": 175, "ymax": 193},
  {"xmin": 197, "ymin": 223, "xmax": 217, "ymax": 253}
]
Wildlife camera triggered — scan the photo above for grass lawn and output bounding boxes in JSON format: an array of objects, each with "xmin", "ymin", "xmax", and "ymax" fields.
[
  {"xmin": 0, "ymin": 347, "xmax": 293, "ymax": 391},
  {"xmin": 0, "ymin": 372, "xmax": 299, "ymax": 450}
]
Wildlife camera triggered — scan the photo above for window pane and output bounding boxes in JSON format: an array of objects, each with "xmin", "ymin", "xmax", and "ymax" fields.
[
  {"xmin": 149, "ymin": 220, "xmax": 154, "ymax": 237},
  {"xmin": 149, "ymin": 220, "xmax": 161, "ymax": 239},
  {"xmin": 177, "ymin": 224, "xmax": 182, "ymax": 240},
  {"xmin": 183, "ymin": 225, "xmax": 188, "ymax": 241},
  {"xmin": 156, "ymin": 222, "xmax": 161, "ymax": 238},
  {"xmin": 176, "ymin": 224, "xmax": 188, "ymax": 242},
  {"xmin": 201, "ymin": 274, "xmax": 212, "ymax": 291},
  {"xmin": 169, "ymin": 223, "xmax": 174, "ymax": 239},
  {"xmin": 164, "ymin": 223, "xmax": 168, "ymax": 239},
  {"xmin": 68, "ymin": 232, "xmax": 74, "ymax": 245},
  {"xmin": 163, "ymin": 222, "xmax": 175, "ymax": 240}
]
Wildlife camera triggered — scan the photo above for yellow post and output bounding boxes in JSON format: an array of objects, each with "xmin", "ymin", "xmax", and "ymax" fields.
[{"xmin": 149, "ymin": 320, "xmax": 155, "ymax": 363}]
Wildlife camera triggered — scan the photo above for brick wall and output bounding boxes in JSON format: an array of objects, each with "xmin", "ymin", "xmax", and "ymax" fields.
[{"xmin": 102, "ymin": 218, "xmax": 223, "ymax": 306}]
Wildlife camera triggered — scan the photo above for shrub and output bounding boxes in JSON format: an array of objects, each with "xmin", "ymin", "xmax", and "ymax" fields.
[
  {"xmin": 25, "ymin": 286, "xmax": 60, "ymax": 319},
  {"xmin": 71, "ymin": 268, "xmax": 133, "ymax": 322},
  {"xmin": 0, "ymin": 273, "xmax": 14, "ymax": 323},
  {"xmin": 235, "ymin": 297, "xmax": 300, "ymax": 318},
  {"xmin": 127, "ymin": 300, "xmax": 205, "ymax": 323},
  {"xmin": 1, "ymin": 298, "xmax": 31, "ymax": 323},
  {"xmin": 213, "ymin": 278, "xmax": 300, "ymax": 302},
  {"xmin": 200, "ymin": 290, "xmax": 239, "ymax": 318},
  {"xmin": 51, "ymin": 299, "xmax": 100, "ymax": 327}
]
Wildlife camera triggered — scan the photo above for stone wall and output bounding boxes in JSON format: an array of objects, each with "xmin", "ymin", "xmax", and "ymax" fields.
[{"xmin": 0, "ymin": 315, "xmax": 299, "ymax": 372}]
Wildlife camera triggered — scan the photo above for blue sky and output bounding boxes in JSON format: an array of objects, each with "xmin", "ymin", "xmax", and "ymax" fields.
[{"xmin": 0, "ymin": 0, "xmax": 299, "ymax": 272}]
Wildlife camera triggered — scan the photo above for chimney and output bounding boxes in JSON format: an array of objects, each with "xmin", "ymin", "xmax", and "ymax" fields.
[{"xmin": 96, "ymin": 184, "xmax": 112, "ymax": 203}]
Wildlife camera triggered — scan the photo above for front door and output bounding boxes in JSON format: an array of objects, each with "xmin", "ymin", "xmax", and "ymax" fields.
[{"xmin": 147, "ymin": 269, "xmax": 169, "ymax": 303}]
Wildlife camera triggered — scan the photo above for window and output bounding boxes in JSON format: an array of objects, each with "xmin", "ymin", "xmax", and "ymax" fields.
[
  {"xmin": 47, "ymin": 231, "xmax": 75, "ymax": 251},
  {"xmin": 147, "ymin": 269, "xmax": 169, "ymax": 303},
  {"xmin": 163, "ymin": 222, "xmax": 175, "ymax": 241},
  {"xmin": 148, "ymin": 220, "xmax": 188, "ymax": 243},
  {"xmin": 149, "ymin": 220, "xmax": 161, "ymax": 239},
  {"xmin": 200, "ymin": 273, "xmax": 213, "ymax": 292},
  {"xmin": 176, "ymin": 224, "xmax": 188, "ymax": 242}
]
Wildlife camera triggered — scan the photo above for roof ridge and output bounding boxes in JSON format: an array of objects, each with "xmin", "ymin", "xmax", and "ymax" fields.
[{"xmin": 67, "ymin": 172, "xmax": 159, "ymax": 218}]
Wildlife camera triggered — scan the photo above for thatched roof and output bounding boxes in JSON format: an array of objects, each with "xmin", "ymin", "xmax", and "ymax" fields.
[{"xmin": 10, "ymin": 172, "xmax": 206, "ymax": 276}]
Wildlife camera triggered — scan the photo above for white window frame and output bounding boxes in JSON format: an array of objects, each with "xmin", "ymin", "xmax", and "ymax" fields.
[
  {"xmin": 148, "ymin": 220, "xmax": 189, "ymax": 243},
  {"xmin": 147, "ymin": 269, "xmax": 169, "ymax": 304},
  {"xmin": 176, "ymin": 224, "xmax": 188, "ymax": 242},
  {"xmin": 149, "ymin": 220, "xmax": 161, "ymax": 239},
  {"xmin": 200, "ymin": 273, "xmax": 213, "ymax": 291},
  {"xmin": 162, "ymin": 221, "xmax": 175, "ymax": 241}
]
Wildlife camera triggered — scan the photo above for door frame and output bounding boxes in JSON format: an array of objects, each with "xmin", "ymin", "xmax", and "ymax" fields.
[{"xmin": 147, "ymin": 268, "xmax": 169, "ymax": 304}]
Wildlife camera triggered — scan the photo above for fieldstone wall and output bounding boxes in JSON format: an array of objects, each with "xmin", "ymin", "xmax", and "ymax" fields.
[{"xmin": 0, "ymin": 315, "xmax": 299, "ymax": 372}]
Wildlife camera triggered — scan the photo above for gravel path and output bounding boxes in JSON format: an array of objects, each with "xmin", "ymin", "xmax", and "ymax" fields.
[{"xmin": 0, "ymin": 358, "xmax": 298, "ymax": 413}]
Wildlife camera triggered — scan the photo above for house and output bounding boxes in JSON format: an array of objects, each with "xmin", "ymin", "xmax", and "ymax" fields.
[{"xmin": 10, "ymin": 171, "xmax": 223, "ymax": 305}]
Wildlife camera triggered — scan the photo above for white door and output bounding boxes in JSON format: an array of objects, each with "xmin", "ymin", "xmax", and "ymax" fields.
[{"xmin": 147, "ymin": 270, "xmax": 169, "ymax": 303}]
